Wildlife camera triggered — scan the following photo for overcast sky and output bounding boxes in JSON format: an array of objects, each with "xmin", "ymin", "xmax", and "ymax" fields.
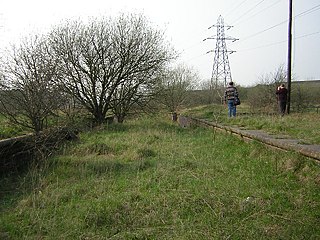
[{"xmin": 1, "ymin": 0, "xmax": 319, "ymax": 86}]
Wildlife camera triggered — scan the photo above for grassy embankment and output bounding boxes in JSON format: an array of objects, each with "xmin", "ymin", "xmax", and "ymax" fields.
[
  {"xmin": 0, "ymin": 113, "xmax": 319, "ymax": 239},
  {"xmin": 183, "ymin": 104, "xmax": 320, "ymax": 145},
  {"xmin": 0, "ymin": 116, "xmax": 29, "ymax": 140}
]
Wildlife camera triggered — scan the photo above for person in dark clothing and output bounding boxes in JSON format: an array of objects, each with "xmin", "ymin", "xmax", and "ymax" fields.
[
  {"xmin": 276, "ymin": 83, "xmax": 288, "ymax": 116},
  {"xmin": 224, "ymin": 82, "xmax": 239, "ymax": 117}
]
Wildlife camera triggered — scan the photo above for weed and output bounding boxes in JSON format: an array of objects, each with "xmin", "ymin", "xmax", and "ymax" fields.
[
  {"xmin": 1, "ymin": 114, "xmax": 319, "ymax": 239},
  {"xmin": 137, "ymin": 148, "xmax": 157, "ymax": 158}
]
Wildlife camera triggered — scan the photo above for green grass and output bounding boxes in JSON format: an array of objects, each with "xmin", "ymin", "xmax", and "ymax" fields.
[
  {"xmin": 1, "ymin": 114, "xmax": 320, "ymax": 239},
  {"xmin": 183, "ymin": 104, "xmax": 320, "ymax": 144},
  {"xmin": 0, "ymin": 116, "xmax": 29, "ymax": 140}
]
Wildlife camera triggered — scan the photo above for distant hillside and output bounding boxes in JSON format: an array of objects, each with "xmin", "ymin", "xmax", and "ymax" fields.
[
  {"xmin": 185, "ymin": 79, "xmax": 320, "ymax": 108},
  {"xmin": 293, "ymin": 80, "xmax": 320, "ymax": 84}
]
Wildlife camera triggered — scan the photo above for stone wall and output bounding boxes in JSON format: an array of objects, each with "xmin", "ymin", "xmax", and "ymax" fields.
[{"xmin": 0, "ymin": 127, "xmax": 78, "ymax": 175}]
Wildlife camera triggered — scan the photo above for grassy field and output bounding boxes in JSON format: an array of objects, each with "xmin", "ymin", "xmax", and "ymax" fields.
[
  {"xmin": 1, "ymin": 114, "xmax": 320, "ymax": 239},
  {"xmin": 182, "ymin": 104, "xmax": 320, "ymax": 145}
]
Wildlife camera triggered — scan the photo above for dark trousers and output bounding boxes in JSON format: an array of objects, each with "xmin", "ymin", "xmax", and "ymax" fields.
[{"xmin": 279, "ymin": 101, "xmax": 287, "ymax": 115}]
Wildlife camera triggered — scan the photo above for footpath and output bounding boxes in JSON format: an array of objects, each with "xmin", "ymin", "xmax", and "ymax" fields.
[{"xmin": 179, "ymin": 116, "xmax": 320, "ymax": 162}]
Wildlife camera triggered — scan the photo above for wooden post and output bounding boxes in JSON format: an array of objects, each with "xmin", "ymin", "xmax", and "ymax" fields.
[{"xmin": 287, "ymin": 0, "xmax": 293, "ymax": 114}]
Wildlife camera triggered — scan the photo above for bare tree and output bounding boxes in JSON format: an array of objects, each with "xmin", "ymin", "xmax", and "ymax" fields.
[
  {"xmin": 111, "ymin": 71, "xmax": 163, "ymax": 123},
  {"xmin": 49, "ymin": 19, "xmax": 112, "ymax": 124},
  {"xmin": 158, "ymin": 64, "xmax": 199, "ymax": 115},
  {"xmin": 247, "ymin": 65, "xmax": 286, "ymax": 113},
  {"xmin": 109, "ymin": 14, "xmax": 176, "ymax": 123},
  {"xmin": 0, "ymin": 36, "xmax": 62, "ymax": 133},
  {"xmin": 49, "ymin": 13, "xmax": 175, "ymax": 124}
]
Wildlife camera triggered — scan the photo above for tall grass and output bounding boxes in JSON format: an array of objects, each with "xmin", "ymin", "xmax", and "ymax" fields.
[
  {"xmin": 0, "ymin": 116, "xmax": 29, "ymax": 139},
  {"xmin": 1, "ymin": 114, "xmax": 319, "ymax": 239}
]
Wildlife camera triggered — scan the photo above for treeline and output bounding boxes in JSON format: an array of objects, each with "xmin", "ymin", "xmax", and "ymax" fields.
[
  {"xmin": 185, "ymin": 81, "xmax": 320, "ymax": 113},
  {"xmin": 185, "ymin": 65, "xmax": 320, "ymax": 113},
  {"xmin": 0, "ymin": 13, "xmax": 200, "ymax": 134},
  {"xmin": 1, "ymin": 13, "xmax": 318, "ymax": 137},
  {"xmin": 243, "ymin": 80, "xmax": 320, "ymax": 113}
]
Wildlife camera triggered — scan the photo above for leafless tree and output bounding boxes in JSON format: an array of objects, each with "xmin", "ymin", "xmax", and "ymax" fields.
[
  {"xmin": 49, "ymin": 13, "xmax": 175, "ymax": 124},
  {"xmin": 157, "ymin": 64, "xmax": 199, "ymax": 114},
  {"xmin": 109, "ymin": 14, "xmax": 176, "ymax": 123},
  {"xmin": 0, "ymin": 36, "xmax": 62, "ymax": 133},
  {"xmin": 110, "ymin": 71, "xmax": 163, "ymax": 123},
  {"xmin": 247, "ymin": 64, "xmax": 286, "ymax": 113}
]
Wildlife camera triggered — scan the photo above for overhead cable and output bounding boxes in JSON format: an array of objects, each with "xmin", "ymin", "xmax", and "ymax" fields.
[
  {"xmin": 224, "ymin": 0, "xmax": 250, "ymax": 19},
  {"xmin": 233, "ymin": 0, "xmax": 282, "ymax": 26},
  {"xmin": 294, "ymin": 4, "xmax": 320, "ymax": 19},
  {"xmin": 230, "ymin": 0, "xmax": 266, "ymax": 25},
  {"xmin": 238, "ymin": 30, "xmax": 320, "ymax": 52},
  {"xmin": 240, "ymin": 3, "xmax": 320, "ymax": 42}
]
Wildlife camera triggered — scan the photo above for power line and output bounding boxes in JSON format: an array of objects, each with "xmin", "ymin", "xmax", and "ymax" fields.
[
  {"xmin": 240, "ymin": 3, "xmax": 320, "ymax": 42},
  {"xmin": 238, "ymin": 39, "xmax": 287, "ymax": 51},
  {"xmin": 241, "ymin": 19, "xmax": 288, "ymax": 41},
  {"xmin": 175, "ymin": 25, "xmax": 214, "ymax": 57},
  {"xmin": 224, "ymin": 0, "xmax": 250, "ymax": 19},
  {"xmin": 230, "ymin": 0, "xmax": 266, "ymax": 25},
  {"xmin": 294, "ymin": 3, "xmax": 320, "ymax": 19},
  {"xmin": 295, "ymin": 30, "xmax": 320, "ymax": 40},
  {"xmin": 233, "ymin": 0, "xmax": 282, "ymax": 26},
  {"xmin": 180, "ymin": 40, "xmax": 204, "ymax": 54},
  {"xmin": 237, "ymin": 30, "xmax": 320, "ymax": 52},
  {"xmin": 189, "ymin": 2, "xmax": 320, "ymax": 63},
  {"xmin": 184, "ymin": 52, "xmax": 207, "ymax": 63},
  {"xmin": 180, "ymin": 2, "xmax": 320, "ymax": 66}
]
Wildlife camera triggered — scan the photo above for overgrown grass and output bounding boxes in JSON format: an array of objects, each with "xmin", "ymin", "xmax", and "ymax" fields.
[
  {"xmin": 183, "ymin": 104, "xmax": 320, "ymax": 144},
  {"xmin": 1, "ymin": 114, "xmax": 319, "ymax": 239},
  {"xmin": 0, "ymin": 116, "xmax": 29, "ymax": 140}
]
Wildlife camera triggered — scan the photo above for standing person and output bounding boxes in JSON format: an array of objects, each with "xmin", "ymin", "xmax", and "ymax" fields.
[
  {"xmin": 224, "ymin": 81, "xmax": 239, "ymax": 117},
  {"xmin": 276, "ymin": 83, "xmax": 288, "ymax": 116}
]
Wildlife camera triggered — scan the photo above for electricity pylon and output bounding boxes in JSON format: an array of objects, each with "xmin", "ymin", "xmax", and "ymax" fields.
[{"xmin": 204, "ymin": 15, "xmax": 238, "ymax": 101}]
